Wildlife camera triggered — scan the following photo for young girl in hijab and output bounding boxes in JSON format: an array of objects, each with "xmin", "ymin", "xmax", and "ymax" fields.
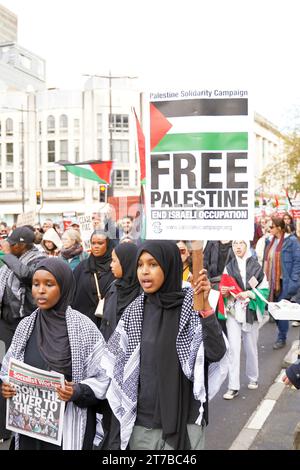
[
  {"xmin": 219, "ymin": 241, "xmax": 269, "ymax": 400},
  {"xmin": 101, "ymin": 240, "xmax": 228, "ymax": 450},
  {"xmin": 100, "ymin": 242, "xmax": 141, "ymax": 341},
  {"xmin": 72, "ymin": 230, "xmax": 115, "ymax": 327},
  {"xmin": 0, "ymin": 258, "xmax": 109, "ymax": 450}
]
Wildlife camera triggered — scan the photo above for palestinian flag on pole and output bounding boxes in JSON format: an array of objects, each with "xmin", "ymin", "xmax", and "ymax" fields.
[
  {"xmin": 57, "ymin": 160, "xmax": 113, "ymax": 184},
  {"xmin": 150, "ymin": 97, "xmax": 248, "ymax": 152},
  {"xmin": 133, "ymin": 108, "xmax": 146, "ymax": 185}
]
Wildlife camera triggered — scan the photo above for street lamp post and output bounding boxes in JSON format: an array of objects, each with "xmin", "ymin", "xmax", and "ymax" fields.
[
  {"xmin": 1, "ymin": 104, "xmax": 28, "ymax": 213},
  {"xmin": 20, "ymin": 106, "xmax": 25, "ymax": 213}
]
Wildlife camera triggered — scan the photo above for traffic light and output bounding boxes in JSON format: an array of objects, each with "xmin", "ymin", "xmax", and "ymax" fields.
[
  {"xmin": 99, "ymin": 185, "xmax": 107, "ymax": 203},
  {"xmin": 36, "ymin": 190, "xmax": 42, "ymax": 205}
]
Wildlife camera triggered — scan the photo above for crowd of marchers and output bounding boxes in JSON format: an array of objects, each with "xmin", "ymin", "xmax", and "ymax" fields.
[{"xmin": 0, "ymin": 209, "xmax": 299, "ymax": 450}]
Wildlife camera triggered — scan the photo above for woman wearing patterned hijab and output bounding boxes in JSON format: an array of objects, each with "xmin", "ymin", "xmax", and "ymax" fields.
[
  {"xmin": 0, "ymin": 258, "xmax": 109, "ymax": 450},
  {"xmin": 101, "ymin": 240, "xmax": 229, "ymax": 450}
]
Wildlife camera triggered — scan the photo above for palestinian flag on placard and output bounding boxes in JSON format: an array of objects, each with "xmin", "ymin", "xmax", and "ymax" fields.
[
  {"xmin": 150, "ymin": 97, "xmax": 248, "ymax": 153},
  {"xmin": 57, "ymin": 160, "xmax": 113, "ymax": 184},
  {"xmin": 133, "ymin": 108, "xmax": 146, "ymax": 185}
]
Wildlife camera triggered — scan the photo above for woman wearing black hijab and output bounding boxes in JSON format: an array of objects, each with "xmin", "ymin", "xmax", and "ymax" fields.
[
  {"xmin": 100, "ymin": 242, "xmax": 141, "ymax": 341},
  {"xmin": 101, "ymin": 240, "xmax": 229, "ymax": 450},
  {"xmin": 72, "ymin": 230, "xmax": 115, "ymax": 327},
  {"xmin": 0, "ymin": 258, "xmax": 109, "ymax": 450}
]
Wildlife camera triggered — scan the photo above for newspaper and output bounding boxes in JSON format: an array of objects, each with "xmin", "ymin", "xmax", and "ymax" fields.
[
  {"xmin": 6, "ymin": 358, "xmax": 65, "ymax": 446},
  {"xmin": 268, "ymin": 299, "xmax": 300, "ymax": 321}
]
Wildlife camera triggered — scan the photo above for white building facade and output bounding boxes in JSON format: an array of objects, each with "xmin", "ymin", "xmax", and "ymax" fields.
[{"xmin": 0, "ymin": 77, "xmax": 142, "ymax": 224}]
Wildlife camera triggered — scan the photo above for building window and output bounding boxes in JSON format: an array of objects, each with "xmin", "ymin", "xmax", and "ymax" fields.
[
  {"xmin": 20, "ymin": 53, "xmax": 31, "ymax": 70},
  {"xmin": 112, "ymin": 139, "xmax": 129, "ymax": 163},
  {"xmin": 19, "ymin": 121, "xmax": 24, "ymax": 136},
  {"xmin": 0, "ymin": 121, "xmax": 1, "ymax": 136},
  {"xmin": 39, "ymin": 121, "xmax": 42, "ymax": 135},
  {"xmin": 6, "ymin": 172, "xmax": 14, "ymax": 188},
  {"xmin": 47, "ymin": 115, "xmax": 55, "ymax": 134},
  {"xmin": 97, "ymin": 114, "xmax": 102, "ymax": 133},
  {"xmin": 113, "ymin": 169, "xmax": 129, "ymax": 187},
  {"xmin": 74, "ymin": 140, "xmax": 80, "ymax": 163},
  {"xmin": 47, "ymin": 171, "xmax": 56, "ymax": 187},
  {"xmin": 6, "ymin": 143, "xmax": 13, "ymax": 165},
  {"xmin": 39, "ymin": 171, "xmax": 42, "ymax": 187},
  {"xmin": 109, "ymin": 114, "xmax": 129, "ymax": 133},
  {"xmin": 0, "ymin": 143, "xmax": 1, "ymax": 165},
  {"xmin": 60, "ymin": 140, "xmax": 68, "ymax": 160},
  {"xmin": 6, "ymin": 118, "xmax": 13, "ymax": 136},
  {"xmin": 60, "ymin": 170, "xmax": 68, "ymax": 186},
  {"xmin": 60, "ymin": 114, "xmax": 68, "ymax": 131},
  {"xmin": 74, "ymin": 118, "xmax": 80, "ymax": 131},
  {"xmin": 39, "ymin": 142, "xmax": 42, "ymax": 165},
  {"xmin": 97, "ymin": 139, "xmax": 102, "ymax": 160},
  {"xmin": 47, "ymin": 140, "xmax": 55, "ymax": 162},
  {"xmin": 0, "ymin": 173, "xmax": 2, "ymax": 188}
]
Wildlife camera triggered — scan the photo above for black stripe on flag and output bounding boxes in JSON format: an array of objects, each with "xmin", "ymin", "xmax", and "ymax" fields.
[{"xmin": 153, "ymin": 98, "xmax": 248, "ymax": 117}]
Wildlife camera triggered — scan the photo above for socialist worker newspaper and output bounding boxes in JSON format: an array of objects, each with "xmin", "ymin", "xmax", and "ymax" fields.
[{"xmin": 6, "ymin": 358, "xmax": 65, "ymax": 446}]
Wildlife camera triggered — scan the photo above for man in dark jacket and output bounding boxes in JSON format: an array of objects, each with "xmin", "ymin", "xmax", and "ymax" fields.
[{"xmin": 0, "ymin": 226, "xmax": 46, "ymax": 440}]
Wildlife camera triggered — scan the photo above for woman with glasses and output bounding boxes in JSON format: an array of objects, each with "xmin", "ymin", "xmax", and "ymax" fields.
[{"xmin": 264, "ymin": 216, "xmax": 300, "ymax": 349}]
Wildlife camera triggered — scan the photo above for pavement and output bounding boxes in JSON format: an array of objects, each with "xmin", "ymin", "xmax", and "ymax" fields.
[{"xmin": 230, "ymin": 338, "xmax": 300, "ymax": 450}]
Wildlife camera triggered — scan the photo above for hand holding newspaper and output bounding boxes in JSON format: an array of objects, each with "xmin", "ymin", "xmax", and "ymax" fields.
[{"xmin": 6, "ymin": 358, "xmax": 65, "ymax": 446}]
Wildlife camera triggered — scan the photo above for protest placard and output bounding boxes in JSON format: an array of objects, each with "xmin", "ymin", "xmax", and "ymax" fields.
[
  {"xmin": 6, "ymin": 358, "xmax": 65, "ymax": 446},
  {"xmin": 145, "ymin": 88, "xmax": 254, "ymax": 240},
  {"xmin": 78, "ymin": 214, "xmax": 94, "ymax": 251}
]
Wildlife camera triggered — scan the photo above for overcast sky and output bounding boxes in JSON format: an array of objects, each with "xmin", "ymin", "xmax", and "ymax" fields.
[{"xmin": 1, "ymin": 0, "xmax": 300, "ymax": 128}]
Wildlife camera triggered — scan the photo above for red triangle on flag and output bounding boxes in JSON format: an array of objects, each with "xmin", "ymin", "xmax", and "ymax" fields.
[
  {"xmin": 90, "ymin": 161, "xmax": 113, "ymax": 184},
  {"xmin": 150, "ymin": 103, "xmax": 172, "ymax": 150}
]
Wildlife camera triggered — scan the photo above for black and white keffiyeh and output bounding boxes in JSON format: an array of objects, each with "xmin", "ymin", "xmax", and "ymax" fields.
[
  {"xmin": 101, "ymin": 288, "xmax": 229, "ymax": 450},
  {"xmin": 0, "ymin": 307, "xmax": 109, "ymax": 450},
  {"xmin": 0, "ymin": 248, "xmax": 45, "ymax": 316}
]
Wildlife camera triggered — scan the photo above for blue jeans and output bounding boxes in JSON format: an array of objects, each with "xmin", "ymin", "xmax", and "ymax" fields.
[{"xmin": 275, "ymin": 319, "xmax": 289, "ymax": 342}]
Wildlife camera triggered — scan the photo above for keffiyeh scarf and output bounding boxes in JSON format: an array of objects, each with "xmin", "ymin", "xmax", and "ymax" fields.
[
  {"xmin": 0, "ymin": 248, "xmax": 45, "ymax": 316},
  {"xmin": 101, "ymin": 288, "xmax": 229, "ymax": 450},
  {"xmin": 0, "ymin": 307, "xmax": 109, "ymax": 450}
]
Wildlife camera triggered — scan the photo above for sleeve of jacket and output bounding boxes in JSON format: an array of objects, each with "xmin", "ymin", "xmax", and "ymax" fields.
[
  {"xmin": 71, "ymin": 383, "xmax": 99, "ymax": 408},
  {"xmin": 203, "ymin": 242, "xmax": 212, "ymax": 270},
  {"xmin": 288, "ymin": 238, "xmax": 300, "ymax": 296},
  {"xmin": 201, "ymin": 313, "xmax": 227, "ymax": 363},
  {"xmin": 1, "ymin": 253, "xmax": 45, "ymax": 284},
  {"xmin": 286, "ymin": 360, "xmax": 300, "ymax": 389}
]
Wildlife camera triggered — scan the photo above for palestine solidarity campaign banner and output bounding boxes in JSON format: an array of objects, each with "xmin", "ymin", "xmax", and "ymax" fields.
[{"xmin": 145, "ymin": 88, "xmax": 254, "ymax": 240}]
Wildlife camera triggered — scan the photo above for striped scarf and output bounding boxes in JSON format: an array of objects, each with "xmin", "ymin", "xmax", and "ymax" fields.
[
  {"xmin": 0, "ymin": 307, "xmax": 109, "ymax": 450},
  {"xmin": 264, "ymin": 235, "xmax": 284, "ymax": 301},
  {"xmin": 101, "ymin": 288, "xmax": 229, "ymax": 450}
]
